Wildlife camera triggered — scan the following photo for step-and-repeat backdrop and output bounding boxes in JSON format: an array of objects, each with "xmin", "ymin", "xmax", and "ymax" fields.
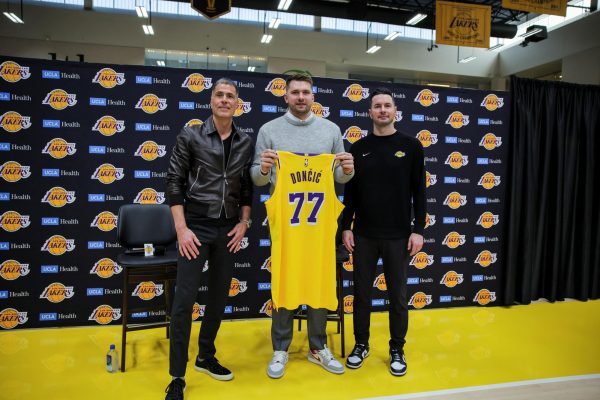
[{"xmin": 0, "ymin": 56, "xmax": 508, "ymax": 329}]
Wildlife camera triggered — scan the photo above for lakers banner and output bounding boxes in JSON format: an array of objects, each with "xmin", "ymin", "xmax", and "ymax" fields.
[
  {"xmin": 191, "ymin": 0, "xmax": 231, "ymax": 19},
  {"xmin": 435, "ymin": 1, "xmax": 491, "ymax": 48},
  {"xmin": 0, "ymin": 56, "xmax": 508, "ymax": 329},
  {"xmin": 502, "ymin": 0, "xmax": 567, "ymax": 17}
]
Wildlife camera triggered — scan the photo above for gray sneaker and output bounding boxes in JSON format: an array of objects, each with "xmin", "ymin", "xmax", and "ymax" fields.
[
  {"xmin": 267, "ymin": 350, "xmax": 288, "ymax": 379},
  {"xmin": 308, "ymin": 345, "xmax": 345, "ymax": 374}
]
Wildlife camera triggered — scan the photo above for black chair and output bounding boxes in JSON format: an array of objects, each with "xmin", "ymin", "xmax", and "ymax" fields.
[
  {"xmin": 116, "ymin": 204, "xmax": 178, "ymax": 372},
  {"xmin": 295, "ymin": 244, "xmax": 350, "ymax": 358}
]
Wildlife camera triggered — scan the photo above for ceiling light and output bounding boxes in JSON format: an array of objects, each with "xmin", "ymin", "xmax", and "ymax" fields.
[
  {"xmin": 269, "ymin": 17, "xmax": 281, "ymax": 29},
  {"xmin": 142, "ymin": 25, "xmax": 154, "ymax": 35},
  {"xmin": 458, "ymin": 56, "xmax": 476, "ymax": 63},
  {"xmin": 366, "ymin": 45, "xmax": 381, "ymax": 54},
  {"xmin": 3, "ymin": 11, "xmax": 23, "ymax": 23},
  {"xmin": 135, "ymin": 6, "xmax": 148, "ymax": 18},
  {"xmin": 248, "ymin": 66, "xmax": 256, "ymax": 72},
  {"xmin": 488, "ymin": 43, "xmax": 503, "ymax": 51},
  {"xmin": 277, "ymin": 0, "xmax": 292, "ymax": 11},
  {"xmin": 156, "ymin": 60, "xmax": 165, "ymax": 66},
  {"xmin": 261, "ymin": 34, "xmax": 273, "ymax": 44},
  {"xmin": 384, "ymin": 31, "xmax": 400, "ymax": 41},
  {"xmin": 519, "ymin": 27, "xmax": 543, "ymax": 38},
  {"xmin": 406, "ymin": 13, "xmax": 427, "ymax": 26},
  {"xmin": 427, "ymin": 83, "xmax": 450, "ymax": 87}
]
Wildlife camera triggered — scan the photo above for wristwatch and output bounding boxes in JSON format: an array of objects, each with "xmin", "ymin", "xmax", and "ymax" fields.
[{"xmin": 240, "ymin": 219, "xmax": 252, "ymax": 229}]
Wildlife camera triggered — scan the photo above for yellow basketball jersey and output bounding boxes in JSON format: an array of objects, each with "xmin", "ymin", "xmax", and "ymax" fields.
[{"xmin": 265, "ymin": 151, "xmax": 344, "ymax": 311}]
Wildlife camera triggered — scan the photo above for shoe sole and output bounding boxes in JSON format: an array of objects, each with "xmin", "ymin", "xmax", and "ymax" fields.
[
  {"xmin": 307, "ymin": 355, "xmax": 345, "ymax": 374},
  {"xmin": 266, "ymin": 368, "xmax": 284, "ymax": 379},
  {"xmin": 194, "ymin": 365, "xmax": 233, "ymax": 381},
  {"xmin": 389, "ymin": 367, "xmax": 407, "ymax": 376},
  {"xmin": 345, "ymin": 352, "xmax": 369, "ymax": 369}
]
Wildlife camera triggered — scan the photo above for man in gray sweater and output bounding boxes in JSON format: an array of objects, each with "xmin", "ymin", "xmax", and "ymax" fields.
[{"xmin": 251, "ymin": 74, "xmax": 354, "ymax": 378}]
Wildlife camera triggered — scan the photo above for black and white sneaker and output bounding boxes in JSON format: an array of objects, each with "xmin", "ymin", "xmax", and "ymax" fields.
[
  {"xmin": 194, "ymin": 357, "xmax": 234, "ymax": 381},
  {"xmin": 389, "ymin": 348, "xmax": 407, "ymax": 376},
  {"xmin": 346, "ymin": 343, "xmax": 369, "ymax": 369},
  {"xmin": 164, "ymin": 378, "xmax": 185, "ymax": 400}
]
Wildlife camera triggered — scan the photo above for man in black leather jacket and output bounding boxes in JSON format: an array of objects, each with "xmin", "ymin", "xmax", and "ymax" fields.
[{"xmin": 164, "ymin": 78, "xmax": 253, "ymax": 400}]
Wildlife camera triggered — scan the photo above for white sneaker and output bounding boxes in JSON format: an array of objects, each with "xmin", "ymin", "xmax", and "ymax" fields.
[
  {"xmin": 308, "ymin": 345, "xmax": 345, "ymax": 374},
  {"xmin": 267, "ymin": 351, "xmax": 288, "ymax": 379}
]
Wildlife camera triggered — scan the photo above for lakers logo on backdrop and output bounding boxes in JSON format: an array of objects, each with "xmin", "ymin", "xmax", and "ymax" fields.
[
  {"xmin": 133, "ymin": 281, "xmax": 164, "ymax": 300},
  {"xmin": 343, "ymin": 84, "xmax": 369, "ymax": 102},
  {"xmin": 409, "ymin": 292, "xmax": 432, "ymax": 309},
  {"xmin": 445, "ymin": 111, "xmax": 469, "ymax": 129},
  {"xmin": 481, "ymin": 94, "xmax": 504, "ymax": 111},
  {"xmin": 0, "ymin": 111, "xmax": 31, "ymax": 132},
  {"xmin": 92, "ymin": 68, "xmax": 125, "ymax": 88},
  {"xmin": 234, "ymin": 98, "xmax": 252, "ymax": 117},
  {"xmin": 343, "ymin": 295, "xmax": 354, "ymax": 314},
  {"xmin": 426, "ymin": 171, "xmax": 437, "ymax": 188},
  {"xmin": 343, "ymin": 126, "xmax": 368, "ymax": 143},
  {"xmin": 135, "ymin": 141, "xmax": 167, "ymax": 161},
  {"xmin": 181, "ymin": 73, "xmax": 213, "ymax": 93},
  {"xmin": 414, "ymin": 89, "xmax": 439, "ymax": 107},
  {"xmin": 440, "ymin": 271, "xmax": 464, "ymax": 288},
  {"xmin": 260, "ymin": 299, "xmax": 273, "ymax": 317},
  {"xmin": 261, "ymin": 257, "xmax": 272, "ymax": 273},
  {"xmin": 477, "ymin": 212, "xmax": 499, "ymax": 228},
  {"xmin": 410, "ymin": 252, "xmax": 434, "ymax": 269},
  {"xmin": 135, "ymin": 94, "xmax": 167, "ymax": 114},
  {"xmin": 443, "ymin": 192, "xmax": 467, "ymax": 209},
  {"xmin": 373, "ymin": 273, "xmax": 387, "ymax": 291},
  {"xmin": 89, "ymin": 305, "xmax": 121, "ymax": 325},
  {"xmin": 425, "ymin": 213, "xmax": 436, "ymax": 229},
  {"xmin": 265, "ymin": 78, "xmax": 286, "ymax": 97},
  {"xmin": 0, "ymin": 211, "xmax": 30, "ymax": 232},
  {"xmin": 342, "ymin": 254, "xmax": 353, "ymax": 272},
  {"xmin": 91, "ymin": 211, "xmax": 118, "ymax": 231},
  {"xmin": 474, "ymin": 289, "xmax": 496, "ymax": 305},
  {"xmin": 92, "ymin": 116, "xmax": 125, "ymax": 136},
  {"xmin": 395, "ymin": 111, "xmax": 403, "ymax": 122},
  {"xmin": 475, "ymin": 250, "xmax": 497, "ymax": 267},
  {"xmin": 192, "ymin": 303, "xmax": 206, "ymax": 321},
  {"xmin": 0, "ymin": 308, "xmax": 28, "ymax": 329},
  {"xmin": 42, "ymin": 89, "xmax": 77, "ymax": 110},
  {"xmin": 442, "ymin": 231, "xmax": 466, "ymax": 249},
  {"xmin": 479, "ymin": 133, "xmax": 502, "ymax": 150},
  {"xmin": 478, "ymin": 172, "xmax": 501, "ymax": 189},
  {"xmin": 445, "ymin": 151, "xmax": 469, "ymax": 169},
  {"xmin": 90, "ymin": 258, "xmax": 122, "ymax": 278},
  {"xmin": 229, "ymin": 278, "xmax": 248, "ymax": 297},
  {"xmin": 41, "ymin": 235, "xmax": 75, "ymax": 256},
  {"xmin": 0, "ymin": 161, "xmax": 31, "ymax": 182},
  {"xmin": 42, "ymin": 138, "xmax": 77, "ymax": 159},
  {"xmin": 40, "ymin": 282, "xmax": 74, "ymax": 303},
  {"xmin": 42, "ymin": 187, "xmax": 76, "ymax": 208},
  {"xmin": 92, "ymin": 164, "xmax": 124, "ymax": 184},
  {"xmin": 134, "ymin": 188, "xmax": 165, "ymax": 204},
  {"xmin": 0, "ymin": 61, "xmax": 31, "ymax": 82},
  {"xmin": 310, "ymin": 102, "xmax": 330, "ymax": 118},
  {"xmin": 185, "ymin": 119, "xmax": 203, "ymax": 128},
  {"xmin": 0, "ymin": 260, "xmax": 29, "ymax": 280},
  {"xmin": 416, "ymin": 130, "xmax": 438, "ymax": 147}
]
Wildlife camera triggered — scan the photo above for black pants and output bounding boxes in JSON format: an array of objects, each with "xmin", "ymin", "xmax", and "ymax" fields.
[
  {"xmin": 169, "ymin": 223, "xmax": 235, "ymax": 377},
  {"xmin": 352, "ymin": 235, "xmax": 409, "ymax": 350}
]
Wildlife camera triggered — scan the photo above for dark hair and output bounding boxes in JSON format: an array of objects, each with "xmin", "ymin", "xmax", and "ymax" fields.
[
  {"xmin": 212, "ymin": 77, "xmax": 238, "ymax": 96},
  {"xmin": 369, "ymin": 87, "xmax": 395, "ymax": 107},
  {"xmin": 285, "ymin": 73, "xmax": 313, "ymax": 87}
]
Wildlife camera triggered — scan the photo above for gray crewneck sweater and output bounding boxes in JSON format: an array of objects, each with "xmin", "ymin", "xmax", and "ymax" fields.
[{"xmin": 251, "ymin": 111, "xmax": 354, "ymax": 190}]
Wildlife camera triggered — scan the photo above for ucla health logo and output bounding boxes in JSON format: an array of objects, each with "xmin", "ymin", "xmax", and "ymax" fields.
[
  {"xmin": 0, "ymin": 161, "xmax": 31, "ymax": 182},
  {"xmin": 343, "ymin": 126, "xmax": 368, "ymax": 144},
  {"xmin": 91, "ymin": 211, "xmax": 118, "ymax": 232},
  {"xmin": 481, "ymin": 94, "xmax": 504, "ymax": 111},
  {"xmin": 41, "ymin": 187, "xmax": 76, "ymax": 207},
  {"xmin": 310, "ymin": 102, "xmax": 329, "ymax": 118},
  {"xmin": 0, "ymin": 211, "xmax": 30, "ymax": 232},
  {"xmin": 0, "ymin": 61, "xmax": 31, "ymax": 83},
  {"xmin": 265, "ymin": 78, "xmax": 286, "ymax": 97},
  {"xmin": 42, "ymin": 138, "xmax": 77, "ymax": 159},
  {"xmin": 91, "ymin": 164, "xmax": 124, "ymax": 184},
  {"xmin": 42, "ymin": 89, "xmax": 77, "ymax": 110},
  {"xmin": 343, "ymin": 83, "xmax": 369, "ymax": 102},
  {"xmin": 414, "ymin": 89, "xmax": 439, "ymax": 107},
  {"xmin": 135, "ymin": 94, "xmax": 167, "ymax": 114},
  {"xmin": 134, "ymin": 188, "xmax": 165, "ymax": 204},
  {"xmin": 92, "ymin": 116, "xmax": 125, "ymax": 136},
  {"xmin": 233, "ymin": 98, "xmax": 252, "ymax": 117},
  {"xmin": 92, "ymin": 68, "xmax": 125, "ymax": 89},
  {"xmin": 445, "ymin": 111, "xmax": 469, "ymax": 129},
  {"xmin": 134, "ymin": 141, "xmax": 167, "ymax": 161},
  {"xmin": 181, "ymin": 73, "xmax": 213, "ymax": 93},
  {"xmin": 0, "ymin": 111, "xmax": 31, "ymax": 132}
]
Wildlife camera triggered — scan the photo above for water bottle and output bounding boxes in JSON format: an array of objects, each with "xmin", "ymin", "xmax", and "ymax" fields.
[{"xmin": 106, "ymin": 344, "xmax": 119, "ymax": 372}]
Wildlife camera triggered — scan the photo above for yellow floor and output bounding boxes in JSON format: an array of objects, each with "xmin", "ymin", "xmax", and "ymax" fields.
[{"xmin": 1, "ymin": 301, "xmax": 599, "ymax": 400}]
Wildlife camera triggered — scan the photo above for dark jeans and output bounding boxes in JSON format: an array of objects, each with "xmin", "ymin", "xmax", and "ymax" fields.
[
  {"xmin": 352, "ymin": 235, "xmax": 409, "ymax": 350},
  {"xmin": 169, "ymin": 223, "xmax": 235, "ymax": 377}
]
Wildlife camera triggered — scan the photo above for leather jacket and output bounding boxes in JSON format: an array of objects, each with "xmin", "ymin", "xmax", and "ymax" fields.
[{"xmin": 166, "ymin": 117, "xmax": 254, "ymax": 219}]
